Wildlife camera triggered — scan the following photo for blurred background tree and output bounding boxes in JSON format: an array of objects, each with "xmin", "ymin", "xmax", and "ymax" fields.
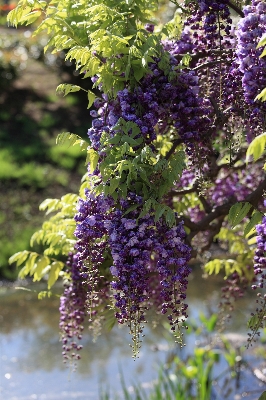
[
  {"xmin": 0, "ymin": 0, "xmax": 177, "ymax": 279},
  {"xmin": 0, "ymin": 4, "xmax": 92, "ymax": 278}
]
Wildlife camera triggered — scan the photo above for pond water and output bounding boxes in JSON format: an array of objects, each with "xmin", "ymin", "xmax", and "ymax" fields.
[{"xmin": 0, "ymin": 268, "xmax": 265, "ymax": 400}]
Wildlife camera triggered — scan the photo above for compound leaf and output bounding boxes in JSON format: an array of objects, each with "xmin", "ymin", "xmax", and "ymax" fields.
[{"xmin": 228, "ymin": 202, "xmax": 252, "ymax": 228}]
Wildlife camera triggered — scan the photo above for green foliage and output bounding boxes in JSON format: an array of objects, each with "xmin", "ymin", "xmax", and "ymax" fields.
[
  {"xmin": 56, "ymin": 131, "xmax": 88, "ymax": 152},
  {"xmin": 56, "ymin": 83, "xmax": 82, "ymax": 96},
  {"xmin": 257, "ymin": 32, "xmax": 266, "ymax": 57},
  {"xmin": 205, "ymin": 258, "xmax": 252, "ymax": 279},
  {"xmin": 205, "ymin": 226, "xmax": 255, "ymax": 280},
  {"xmin": 82, "ymin": 117, "xmax": 186, "ymax": 225},
  {"xmin": 244, "ymin": 210, "xmax": 263, "ymax": 237},
  {"xmin": 173, "ymin": 192, "xmax": 200, "ymax": 215},
  {"xmin": 228, "ymin": 202, "xmax": 252, "ymax": 228},
  {"xmin": 101, "ymin": 312, "xmax": 256, "ymax": 400},
  {"xmin": 255, "ymin": 34, "xmax": 266, "ymax": 102},
  {"xmin": 7, "ymin": 0, "xmax": 170, "ymax": 97},
  {"xmin": 216, "ymin": 227, "xmax": 247, "ymax": 254},
  {"xmin": 56, "ymin": 84, "xmax": 96, "ymax": 108},
  {"xmin": 255, "ymin": 88, "xmax": 266, "ymax": 102},
  {"xmin": 258, "ymin": 392, "xmax": 266, "ymax": 400},
  {"xmin": 34, "ymin": 193, "xmax": 78, "ymax": 254},
  {"xmin": 9, "ymin": 250, "xmax": 64, "ymax": 289},
  {"xmin": 49, "ymin": 141, "xmax": 86, "ymax": 170},
  {"xmin": 198, "ymin": 312, "xmax": 217, "ymax": 333},
  {"xmin": 0, "ymin": 149, "xmax": 69, "ymax": 188},
  {"xmin": 161, "ymin": 10, "xmax": 182, "ymax": 39},
  {"xmin": 8, "ymin": 192, "xmax": 79, "ymax": 285},
  {"xmin": 246, "ymin": 132, "xmax": 266, "ymax": 163},
  {"xmin": 86, "ymin": 148, "xmax": 99, "ymax": 173}
]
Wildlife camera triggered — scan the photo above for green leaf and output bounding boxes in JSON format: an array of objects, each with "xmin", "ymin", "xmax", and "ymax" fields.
[
  {"xmin": 205, "ymin": 259, "xmax": 225, "ymax": 275},
  {"xmin": 258, "ymin": 392, "xmax": 266, "ymax": 400},
  {"xmin": 61, "ymin": 193, "xmax": 79, "ymax": 204},
  {"xmin": 86, "ymin": 148, "xmax": 99, "ymax": 172},
  {"xmin": 244, "ymin": 211, "xmax": 263, "ymax": 237},
  {"xmin": 257, "ymin": 33, "xmax": 266, "ymax": 49},
  {"xmin": 165, "ymin": 208, "xmax": 175, "ymax": 227},
  {"xmin": 255, "ymin": 88, "xmax": 266, "ymax": 102},
  {"xmin": 228, "ymin": 202, "xmax": 252, "ymax": 228},
  {"xmin": 248, "ymin": 314, "xmax": 260, "ymax": 329},
  {"xmin": 108, "ymin": 135, "xmax": 121, "ymax": 145},
  {"xmin": 246, "ymin": 132, "xmax": 266, "ymax": 162},
  {"xmin": 20, "ymin": 10, "xmax": 42, "ymax": 25},
  {"xmin": 32, "ymin": 256, "xmax": 51, "ymax": 281},
  {"xmin": 248, "ymin": 236, "xmax": 258, "ymax": 245},
  {"xmin": 181, "ymin": 54, "xmax": 192, "ymax": 67},
  {"xmin": 87, "ymin": 90, "xmax": 96, "ymax": 109},
  {"xmin": 9, "ymin": 250, "xmax": 29, "ymax": 267},
  {"xmin": 123, "ymin": 204, "xmax": 139, "ymax": 215},
  {"xmin": 154, "ymin": 204, "xmax": 167, "ymax": 223},
  {"xmin": 25, "ymin": 252, "xmax": 39, "ymax": 274},
  {"xmin": 56, "ymin": 132, "xmax": 88, "ymax": 151},
  {"xmin": 109, "ymin": 178, "xmax": 120, "ymax": 194},
  {"xmin": 39, "ymin": 198, "xmax": 61, "ymax": 214},
  {"xmin": 9, "ymin": 250, "xmax": 29, "ymax": 266},
  {"xmin": 133, "ymin": 64, "xmax": 145, "ymax": 81},
  {"xmin": 48, "ymin": 261, "xmax": 64, "ymax": 289},
  {"xmin": 56, "ymin": 84, "xmax": 81, "ymax": 96},
  {"xmin": 38, "ymin": 291, "xmax": 52, "ymax": 300},
  {"xmin": 120, "ymin": 135, "xmax": 142, "ymax": 146}
]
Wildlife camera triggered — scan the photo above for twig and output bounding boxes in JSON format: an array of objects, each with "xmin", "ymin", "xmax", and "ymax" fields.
[
  {"xmin": 165, "ymin": 138, "xmax": 183, "ymax": 160},
  {"xmin": 200, "ymin": 218, "xmax": 225, "ymax": 252},
  {"xmin": 175, "ymin": 48, "xmax": 233, "ymax": 63},
  {"xmin": 228, "ymin": 1, "xmax": 244, "ymax": 17},
  {"xmin": 170, "ymin": 186, "xmax": 196, "ymax": 196},
  {"xmin": 198, "ymin": 195, "xmax": 212, "ymax": 214},
  {"xmin": 183, "ymin": 176, "xmax": 266, "ymax": 239},
  {"xmin": 193, "ymin": 59, "xmax": 232, "ymax": 71}
]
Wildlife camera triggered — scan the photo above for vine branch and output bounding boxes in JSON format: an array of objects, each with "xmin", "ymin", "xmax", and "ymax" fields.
[
  {"xmin": 228, "ymin": 1, "xmax": 244, "ymax": 17},
  {"xmin": 181, "ymin": 176, "xmax": 266, "ymax": 244}
]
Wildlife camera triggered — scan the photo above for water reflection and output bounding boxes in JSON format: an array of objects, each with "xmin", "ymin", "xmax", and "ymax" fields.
[{"xmin": 0, "ymin": 269, "xmax": 264, "ymax": 399}]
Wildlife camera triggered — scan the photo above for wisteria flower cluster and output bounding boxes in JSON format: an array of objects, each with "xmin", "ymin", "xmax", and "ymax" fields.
[
  {"xmin": 60, "ymin": 192, "xmax": 113, "ymax": 362},
  {"xmin": 253, "ymin": 207, "xmax": 266, "ymax": 291},
  {"xmin": 108, "ymin": 193, "xmax": 191, "ymax": 352},
  {"xmin": 7, "ymin": 0, "xmax": 266, "ymax": 369},
  {"xmin": 185, "ymin": 0, "xmax": 232, "ymax": 49},
  {"xmin": 88, "ymin": 53, "xmax": 211, "ymax": 159},
  {"xmin": 234, "ymin": 0, "xmax": 266, "ymax": 135},
  {"xmin": 58, "ymin": 0, "xmax": 266, "ymax": 362},
  {"xmin": 60, "ymin": 187, "xmax": 192, "ymax": 358}
]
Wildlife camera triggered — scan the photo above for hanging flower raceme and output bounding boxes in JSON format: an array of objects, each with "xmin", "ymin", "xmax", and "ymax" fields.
[
  {"xmin": 248, "ymin": 202, "xmax": 266, "ymax": 345},
  {"xmin": 184, "ymin": 0, "xmax": 232, "ymax": 49},
  {"xmin": 59, "ymin": 253, "xmax": 87, "ymax": 364},
  {"xmin": 107, "ymin": 193, "xmax": 191, "ymax": 355},
  {"xmin": 61, "ymin": 188, "xmax": 192, "ymax": 359},
  {"xmin": 88, "ymin": 49, "xmax": 211, "ymax": 158},
  {"xmin": 252, "ymin": 206, "xmax": 266, "ymax": 291},
  {"xmin": 59, "ymin": 192, "xmax": 113, "ymax": 361},
  {"xmin": 235, "ymin": 0, "xmax": 266, "ymax": 135}
]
